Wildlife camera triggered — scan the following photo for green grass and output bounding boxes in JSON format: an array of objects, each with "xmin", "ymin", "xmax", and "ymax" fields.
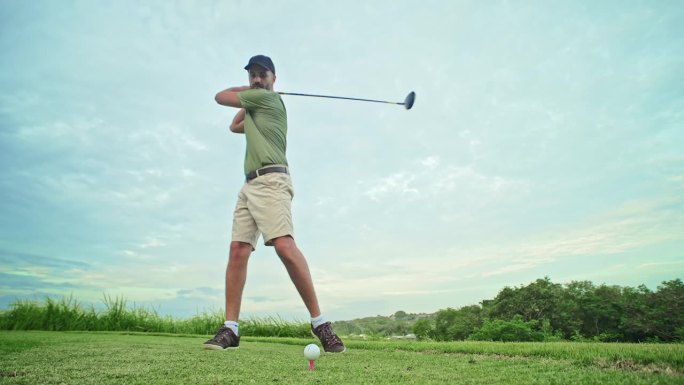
[
  {"xmin": 0, "ymin": 296, "xmax": 310, "ymax": 337},
  {"xmin": 0, "ymin": 331, "xmax": 682, "ymax": 384}
]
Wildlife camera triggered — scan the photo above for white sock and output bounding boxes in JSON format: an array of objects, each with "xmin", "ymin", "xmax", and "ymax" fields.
[
  {"xmin": 224, "ymin": 320, "xmax": 239, "ymax": 336},
  {"xmin": 311, "ymin": 314, "xmax": 327, "ymax": 329}
]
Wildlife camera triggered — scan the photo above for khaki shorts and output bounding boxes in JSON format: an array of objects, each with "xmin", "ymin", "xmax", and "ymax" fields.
[{"xmin": 231, "ymin": 171, "xmax": 294, "ymax": 249}]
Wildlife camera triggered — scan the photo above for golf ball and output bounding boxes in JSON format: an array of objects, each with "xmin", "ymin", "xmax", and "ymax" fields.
[{"xmin": 304, "ymin": 344, "xmax": 320, "ymax": 360}]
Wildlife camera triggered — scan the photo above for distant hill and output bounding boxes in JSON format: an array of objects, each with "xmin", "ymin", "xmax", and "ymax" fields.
[{"xmin": 333, "ymin": 311, "xmax": 435, "ymax": 337}]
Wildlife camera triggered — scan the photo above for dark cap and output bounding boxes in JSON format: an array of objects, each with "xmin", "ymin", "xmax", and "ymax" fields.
[{"xmin": 244, "ymin": 55, "xmax": 275, "ymax": 74}]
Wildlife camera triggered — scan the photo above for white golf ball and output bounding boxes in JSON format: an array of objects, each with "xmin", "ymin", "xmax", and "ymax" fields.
[{"xmin": 304, "ymin": 343, "xmax": 320, "ymax": 360}]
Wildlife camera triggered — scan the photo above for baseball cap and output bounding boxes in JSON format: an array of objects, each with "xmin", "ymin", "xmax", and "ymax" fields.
[{"xmin": 244, "ymin": 55, "xmax": 275, "ymax": 74}]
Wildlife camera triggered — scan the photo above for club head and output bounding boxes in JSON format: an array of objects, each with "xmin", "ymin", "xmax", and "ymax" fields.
[{"xmin": 404, "ymin": 91, "xmax": 416, "ymax": 110}]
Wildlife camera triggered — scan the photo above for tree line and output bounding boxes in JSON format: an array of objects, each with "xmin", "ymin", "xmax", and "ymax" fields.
[{"xmin": 335, "ymin": 277, "xmax": 683, "ymax": 342}]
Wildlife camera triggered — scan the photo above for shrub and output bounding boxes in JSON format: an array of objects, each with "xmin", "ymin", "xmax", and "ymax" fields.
[
  {"xmin": 675, "ymin": 326, "xmax": 684, "ymax": 342},
  {"xmin": 469, "ymin": 315, "xmax": 544, "ymax": 342},
  {"xmin": 412, "ymin": 319, "xmax": 434, "ymax": 340}
]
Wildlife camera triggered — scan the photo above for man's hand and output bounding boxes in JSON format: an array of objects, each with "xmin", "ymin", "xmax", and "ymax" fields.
[
  {"xmin": 215, "ymin": 86, "xmax": 251, "ymax": 108},
  {"xmin": 230, "ymin": 109, "xmax": 246, "ymax": 133}
]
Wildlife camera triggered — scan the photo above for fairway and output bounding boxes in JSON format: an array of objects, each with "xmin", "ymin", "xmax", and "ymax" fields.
[{"xmin": 0, "ymin": 332, "xmax": 682, "ymax": 384}]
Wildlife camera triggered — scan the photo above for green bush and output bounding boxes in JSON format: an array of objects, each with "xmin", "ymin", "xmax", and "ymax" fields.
[
  {"xmin": 412, "ymin": 319, "xmax": 434, "ymax": 340},
  {"xmin": 469, "ymin": 315, "xmax": 544, "ymax": 342},
  {"xmin": 675, "ymin": 326, "xmax": 684, "ymax": 342}
]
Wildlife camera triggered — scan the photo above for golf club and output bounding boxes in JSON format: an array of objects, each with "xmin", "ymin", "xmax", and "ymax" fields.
[{"xmin": 278, "ymin": 91, "xmax": 416, "ymax": 110}]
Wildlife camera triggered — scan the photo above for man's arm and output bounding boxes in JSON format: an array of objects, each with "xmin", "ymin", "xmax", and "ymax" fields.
[
  {"xmin": 215, "ymin": 86, "xmax": 251, "ymax": 108},
  {"xmin": 230, "ymin": 109, "xmax": 246, "ymax": 133}
]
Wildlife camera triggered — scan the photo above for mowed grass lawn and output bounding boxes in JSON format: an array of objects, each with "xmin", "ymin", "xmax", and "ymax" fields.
[{"xmin": 0, "ymin": 331, "xmax": 682, "ymax": 385}]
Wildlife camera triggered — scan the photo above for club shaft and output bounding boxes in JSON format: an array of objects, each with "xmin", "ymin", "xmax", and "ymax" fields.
[{"xmin": 279, "ymin": 92, "xmax": 403, "ymax": 105}]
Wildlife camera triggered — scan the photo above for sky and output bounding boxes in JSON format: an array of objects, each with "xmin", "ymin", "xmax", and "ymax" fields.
[{"xmin": 1, "ymin": 0, "xmax": 682, "ymax": 321}]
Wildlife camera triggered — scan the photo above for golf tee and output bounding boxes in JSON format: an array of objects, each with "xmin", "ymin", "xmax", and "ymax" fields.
[{"xmin": 309, "ymin": 360, "xmax": 315, "ymax": 371}]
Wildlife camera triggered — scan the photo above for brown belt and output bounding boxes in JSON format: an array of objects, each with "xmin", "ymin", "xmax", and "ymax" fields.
[{"xmin": 246, "ymin": 166, "xmax": 288, "ymax": 182}]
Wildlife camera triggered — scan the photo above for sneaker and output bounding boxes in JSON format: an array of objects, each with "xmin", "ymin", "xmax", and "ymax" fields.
[
  {"xmin": 203, "ymin": 326, "xmax": 240, "ymax": 350},
  {"xmin": 312, "ymin": 322, "xmax": 345, "ymax": 353}
]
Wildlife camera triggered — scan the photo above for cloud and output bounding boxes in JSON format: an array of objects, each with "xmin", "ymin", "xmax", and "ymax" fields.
[
  {"xmin": 482, "ymin": 262, "xmax": 546, "ymax": 278},
  {"xmin": 482, "ymin": 191, "xmax": 684, "ymax": 277},
  {"xmin": 359, "ymin": 156, "xmax": 529, "ymax": 207},
  {"xmin": 419, "ymin": 156, "xmax": 440, "ymax": 168},
  {"xmin": 138, "ymin": 236, "xmax": 166, "ymax": 249},
  {"xmin": 0, "ymin": 250, "xmax": 90, "ymax": 270},
  {"xmin": 0, "ymin": 251, "xmax": 102, "ymax": 304},
  {"xmin": 0, "ymin": 272, "xmax": 80, "ymax": 291},
  {"xmin": 127, "ymin": 122, "xmax": 208, "ymax": 158},
  {"xmin": 638, "ymin": 261, "xmax": 684, "ymax": 270},
  {"xmin": 427, "ymin": 165, "xmax": 529, "ymax": 199},
  {"xmin": 363, "ymin": 172, "xmax": 420, "ymax": 201}
]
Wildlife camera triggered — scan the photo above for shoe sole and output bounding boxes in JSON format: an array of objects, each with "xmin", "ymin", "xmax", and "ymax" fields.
[
  {"xmin": 324, "ymin": 346, "xmax": 346, "ymax": 353},
  {"xmin": 202, "ymin": 344, "xmax": 239, "ymax": 350}
]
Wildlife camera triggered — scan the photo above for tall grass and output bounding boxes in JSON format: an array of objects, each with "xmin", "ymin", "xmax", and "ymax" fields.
[{"xmin": 0, "ymin": 295, "xmax": 311, "ymax": 338}]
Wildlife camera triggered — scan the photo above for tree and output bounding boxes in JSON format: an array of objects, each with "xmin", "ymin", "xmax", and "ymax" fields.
[
  {"xmin": 557, "ymin": 280, "xmax": 591, "ymax": 338},
  {"xmin": 387, "ymin": 320, "xmax": 412, "ymax": 336},
  {"xmin": 564, "ymin": 281, "xmax": 624, "ymax": 340},
  {"xmin": 590, "ymin": 284, "xmax": 624, "ymax": 340},
  {"xmin": 649, "ymin": 279, "xmax": 684, "ymax": 341},
  {"xmin": 620, "ymin": 284, "xmax": 653, "ymax": 341},
  {"xmin": 469, "ymin": 315, "xmax": 544, "ymax": 342},
  {"xmin": 412, "ymin": 319, "xmax": 434, "ymax": 340},
  {"xmin": 483, "ymin": 277, "xmax": 565, "ymax": 331},
  {"xmin": 434, "ymin": 305, "xmax": 482, "ymax": 341},
  {"xmin": 393, "ymin": 311, "xmax": 408, "ymax": 320}
]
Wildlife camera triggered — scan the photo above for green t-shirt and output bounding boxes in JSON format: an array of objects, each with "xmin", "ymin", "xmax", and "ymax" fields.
[{"xmin": 237, "ymin": 89, "xmax": 288, "ymax": 175}]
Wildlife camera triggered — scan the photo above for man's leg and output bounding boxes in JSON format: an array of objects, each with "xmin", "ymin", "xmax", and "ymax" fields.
[
  {"xmin": 271, "ymin": 235, "xmax": 346, "ymax": 353},
  {"xmin": 204, "ymin": 181, "xmax": 258, "ymax": 350},
  {"xmin": 271, "ymin": 235, "xmax": 321, "ymax": 317},
  {"xmin": 226, "ymin": 241, "xmax": 253, "ymax": 321},
  {"xmin": 203, "ymin": 241, "xmax": 252, "ymax": 350}
]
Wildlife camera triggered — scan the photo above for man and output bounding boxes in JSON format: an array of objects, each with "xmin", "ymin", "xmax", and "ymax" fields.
[{"xmin": 203, "ymin": 55, "xmax": 345, "ymax": 353}]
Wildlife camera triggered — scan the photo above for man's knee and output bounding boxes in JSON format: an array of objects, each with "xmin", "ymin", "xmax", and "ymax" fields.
[
  {"xmin": 271, "ymin": 236, "xmax": 297, "ymax": 259},
  {"xmin": 229, "ymin": 241, "xmax": 252, "ymax": 262}
]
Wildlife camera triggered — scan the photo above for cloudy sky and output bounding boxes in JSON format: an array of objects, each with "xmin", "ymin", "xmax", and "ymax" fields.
[{"xmin": 1, "ymin": 0, "xmax": 682, "ymax": 321}]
